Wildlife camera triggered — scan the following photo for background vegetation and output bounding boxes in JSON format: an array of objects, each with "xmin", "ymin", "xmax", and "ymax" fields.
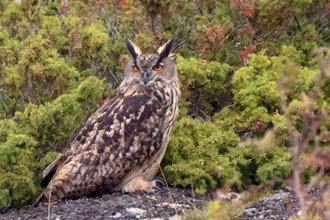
[{"xmin": 0, "ymin": 0, "xmax": 329, "ymax": 216}]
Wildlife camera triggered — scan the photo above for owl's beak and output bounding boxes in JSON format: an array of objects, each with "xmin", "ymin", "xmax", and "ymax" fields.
[{"xmin": 142, "ymin": 71, "xmax": 149, "ymax": 85}]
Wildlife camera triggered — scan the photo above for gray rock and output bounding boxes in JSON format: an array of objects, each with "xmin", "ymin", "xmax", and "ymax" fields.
[{"xmin": 126, "ymin": 207, "xmax": 147, "ymax": 216}]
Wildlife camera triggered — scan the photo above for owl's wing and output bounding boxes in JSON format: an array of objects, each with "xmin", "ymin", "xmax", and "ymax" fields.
[
  {"xmin": 72, "ymin": 91, "xmax": 166, "ymax": 159},
  {"xmin": 38, "ymin": 91, "xmax": 168, "ymax": 202}
]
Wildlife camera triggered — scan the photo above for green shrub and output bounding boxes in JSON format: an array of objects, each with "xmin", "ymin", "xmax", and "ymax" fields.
[
  {"xmin": 163, "ymin": 111, "xmax": 241, "ymax": 194},
  {"xmin": 176, "ymin": 55, "xmax": 232, "ymax": 115},
  {"xmin": 0, "ymin": 0, "xmax": 329, "ymax": 210},
  {"xmin": 0, "ymin": 77, "xmax": 106, "ymax": 208}
]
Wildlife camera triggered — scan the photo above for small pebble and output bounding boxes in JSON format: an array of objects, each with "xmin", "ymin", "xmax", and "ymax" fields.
[{"xmin": 126, "ymin": 207, "xmax": 147, "ymax": 216}]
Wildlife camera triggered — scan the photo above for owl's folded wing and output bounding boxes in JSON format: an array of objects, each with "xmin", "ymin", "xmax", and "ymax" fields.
[{"xmin": 35, "ymin": 91, "xmax": 168, "ymax": 205}]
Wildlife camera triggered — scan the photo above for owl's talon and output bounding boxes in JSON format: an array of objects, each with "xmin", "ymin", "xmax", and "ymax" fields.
[
  {"xmin": 121, "ymin": 187, "xmax": 127, "ymax": 194},
  {"xmin": 152, "ymin": 177, "xmax": 165, "ymax": 187},
  {"xmin": 152, "ymin": 186, "xmax": 161, "ymax": 191}
]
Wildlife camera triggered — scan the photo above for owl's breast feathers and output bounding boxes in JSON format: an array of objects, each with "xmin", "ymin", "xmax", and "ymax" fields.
[{"xmin": 36, "ymin": 84, "xmax": 180, "ymax": 204}]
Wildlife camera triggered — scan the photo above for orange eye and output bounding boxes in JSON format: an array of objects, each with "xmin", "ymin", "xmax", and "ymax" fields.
[
  {"xmin": 133, "ymin": 65, "xmax": 139, "ymax": 72},
  {"xmin": 153, "ymin": 65, "xmax": 163, "ymax": 71}
]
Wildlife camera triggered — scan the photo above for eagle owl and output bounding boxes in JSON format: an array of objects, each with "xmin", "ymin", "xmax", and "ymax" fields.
[{"xmin": 34, "ymin": 39, "xmax": 181, "ymax": 205}]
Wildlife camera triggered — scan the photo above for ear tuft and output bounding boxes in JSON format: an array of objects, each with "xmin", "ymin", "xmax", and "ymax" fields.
[
  {"xmin": 168, "ymin": 53, "xmax": 176, "ymax": 61},
  {"xmin": 126, "ymin": 39, "xmax": 142, "ymax": 60},
  {"xmin": 157, "ymin": 39, "xmax": 175, "ymax": 63}
]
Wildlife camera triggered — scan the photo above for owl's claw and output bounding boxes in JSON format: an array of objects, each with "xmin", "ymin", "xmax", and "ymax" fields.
[
  {"xmin": 121, "ymin": 186, "xmax": 128, "ymax": 194},
  {"xmin": 120, "ymin": 177, "xmax": 165, "ymax": 193},
  {"xmin": 152, "ymin": 177, "xmax": 165, "ymax": 187},
  {"xmin": 152, "ymin": 186, "xmax": 161, "ymax": 191}
]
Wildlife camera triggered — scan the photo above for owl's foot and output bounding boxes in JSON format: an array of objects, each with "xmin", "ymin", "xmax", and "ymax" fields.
[
  {"xmin": 121, "ymin": 177, "xmax": 164, "ymax": 193},
  {"xmin": 153, "ymin": 177, "xmax": 165, "ymax": 187}
]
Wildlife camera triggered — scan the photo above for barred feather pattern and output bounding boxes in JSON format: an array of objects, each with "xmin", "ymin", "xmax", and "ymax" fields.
[{"xmin": 35, "ymin": 76, "xmax": 180, "ymax": 205}]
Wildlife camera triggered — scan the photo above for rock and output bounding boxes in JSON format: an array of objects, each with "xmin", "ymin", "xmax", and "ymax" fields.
[
  {"xmin": 169, "ymin": 215, "xmax": 181, "ymax": 220},
  {"xmin": 1, "ymin": 186, "xmax": 321, "ymax": 220},
  {"xmin": 126, "ymin": 207, "xmax": 147, "ymax": 216},
  {"xmin": 216, "ymin": 189, "xmax": 242, "ymax": 205},
  {"xmin": 243, "ymin": 207, "xmax": 257, "ymax": 216},
  {"xmin": 0, "ymin": 188, "xmax": 212, "ymax": 220},
  {"xmin": 109, "ymin": 212, "xmax": 122, "ymax": 218}
]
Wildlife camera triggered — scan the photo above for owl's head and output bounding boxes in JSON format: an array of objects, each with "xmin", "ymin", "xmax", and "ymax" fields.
[{"xmin": 121, "ymin": 39, "xmax": 178, "ymax": 92}]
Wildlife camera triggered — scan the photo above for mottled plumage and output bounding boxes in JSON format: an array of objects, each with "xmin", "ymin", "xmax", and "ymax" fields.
[{"xmin": 34, "ymin": 39, "xmax": 181, "ymax": 205}]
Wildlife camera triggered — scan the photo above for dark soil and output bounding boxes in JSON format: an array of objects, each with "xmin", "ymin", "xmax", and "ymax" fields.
[{"xmin": 0, "ymin": 186, "xmax": 312, "ymax": 220}]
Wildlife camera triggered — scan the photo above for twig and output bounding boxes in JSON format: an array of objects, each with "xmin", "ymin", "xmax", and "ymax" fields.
[
  {"xmin": 173, "ymin": 37, "xmax": 189, "ymax": 52},
  {"xmin": 278, "ymin": 78, "xmax": 307, "ymax": 220},
  {"xmin": 294, "ymin": 15, "xmax": 302, "ymax": 31},
  {"xmin": 48, "ymin": 184, "xmax": 52, "ymax": 220},
  {"xmin": 199, "ymin": 110, "xmax": 209, "ymax": 121},
  {"xmin": 312, "ymin": 61, "xmax": 328, "ymax": 220},
  {"xmin": 191, "ymin": 114, "xmax": 205, "ymax": 122},
  {"xmin": 190, "ymin": 174, "xmax": 197, "ymax": 211},
  {"xmin": 158, "ymin": 165, "xmax": 178, "ymax": 216},
  {"xmin": 108, "ymin": 68, "xmax": 122, "ymax": 86}
]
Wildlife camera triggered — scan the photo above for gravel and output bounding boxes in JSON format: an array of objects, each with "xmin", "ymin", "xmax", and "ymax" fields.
[
  {"xmin": 0, "ymin": 186, "xmax": 315, "ymax": 220},
  {"xmin": 235, "ymin": 187, "xmax": 301, "ymax": 220},
  {"xmin": 0, "ymin": 188, "xmax": 212, "ymax": 220}
]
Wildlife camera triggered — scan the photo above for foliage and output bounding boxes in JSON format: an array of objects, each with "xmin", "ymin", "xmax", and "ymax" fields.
[
  {"xmin": 0, "ymin": 77, "xmax": 106, "ymax": 208},
  {"xmin": 176, "ymin": 55, "xmax": 232, "ymax": 115},
  {"xmin": 163, "ymin": 110, "xmax": 241, "ymax": 194},
  {"xmin": 205, "ymin": 200, "xmax": 242, "ymax": 220},
  {"xmin": 164, "ymin": 108, "xmax": 292, "ymax": 193},
  {"xmin": 0, "ymin": 120, "xmax": 38, "ymax": 208},
  {"xmin": 0, "ymin": 0, "xmax": 329, "ymax": 212}
]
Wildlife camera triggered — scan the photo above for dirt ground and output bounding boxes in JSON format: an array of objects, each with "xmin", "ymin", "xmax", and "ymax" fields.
[{"xmin": 0, "ymin": 186, "xmax": 306, "ymax": 220}]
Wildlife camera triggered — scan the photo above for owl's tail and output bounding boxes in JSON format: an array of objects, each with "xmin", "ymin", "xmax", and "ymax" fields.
[{"xmin": 32, "ymin": 153, "xmax": 64, "ymax": 207}]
